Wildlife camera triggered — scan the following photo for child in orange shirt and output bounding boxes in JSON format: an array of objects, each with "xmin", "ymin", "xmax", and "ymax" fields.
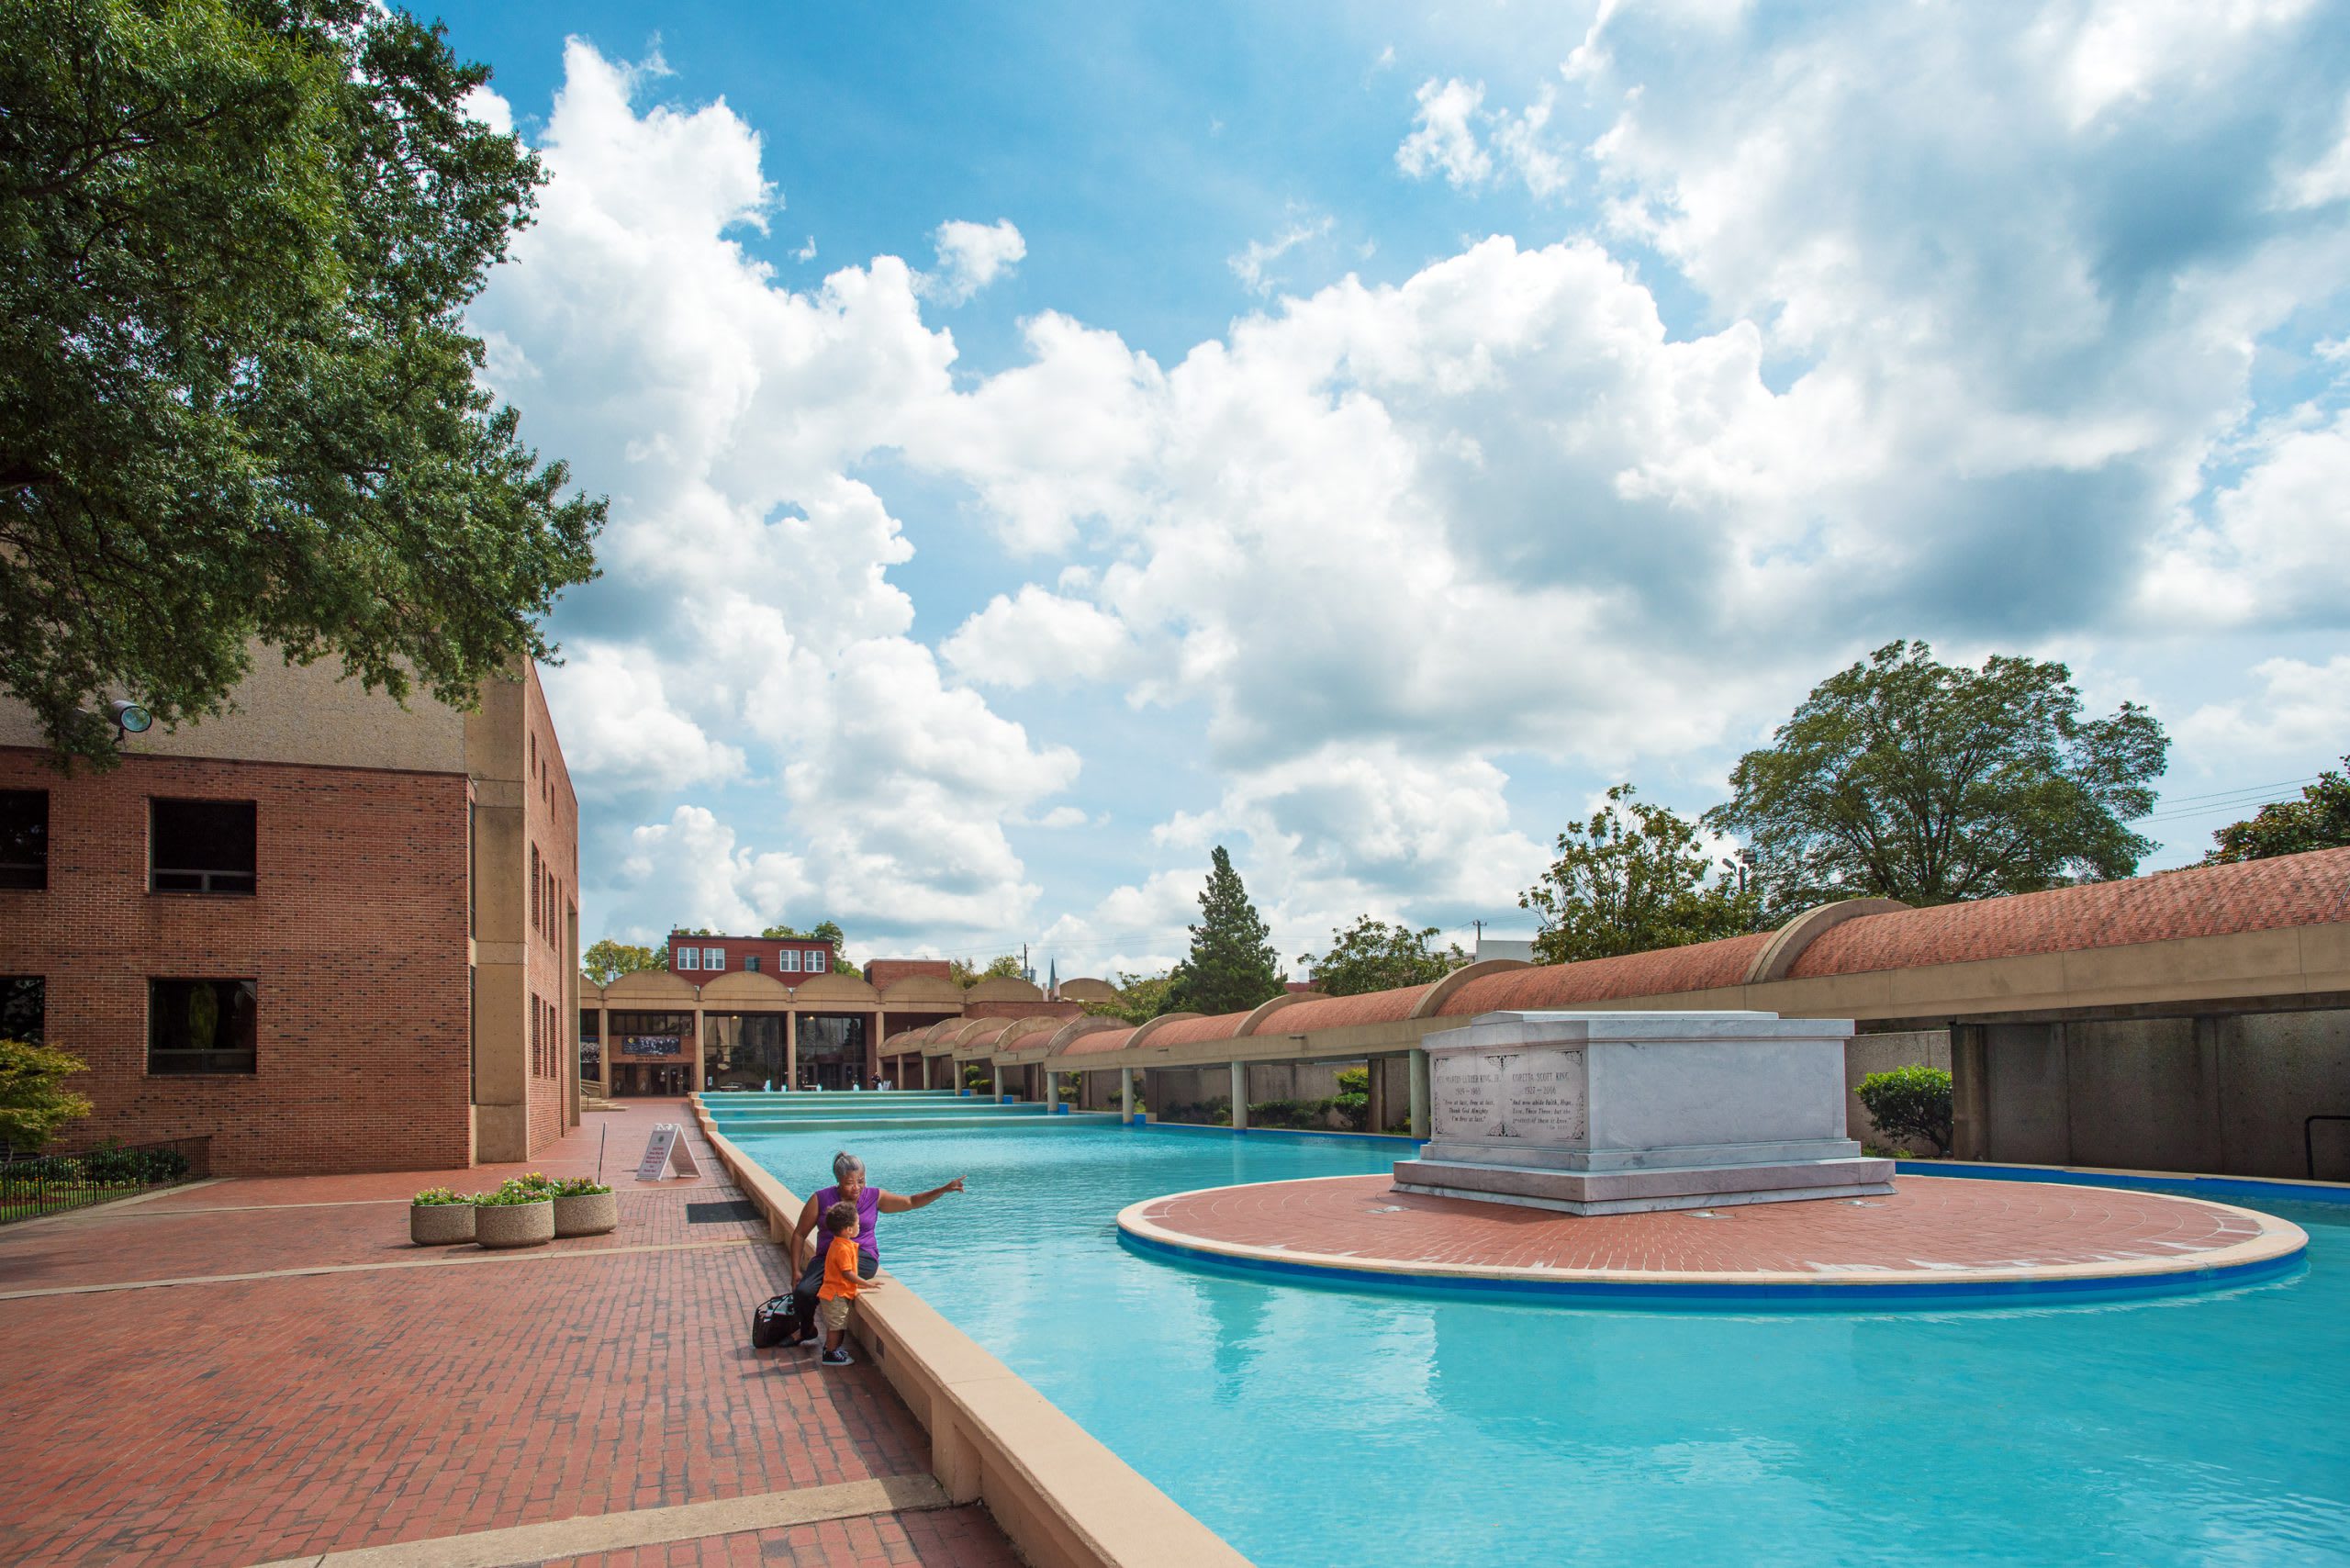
[{"xmin": 816, "ymin": 1200, "xmax": 872, "ymax": 1366}]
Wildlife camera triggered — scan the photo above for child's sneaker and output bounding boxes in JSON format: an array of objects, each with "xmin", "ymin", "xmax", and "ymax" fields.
[{"xmin": 821, "ymin": 1347, "xmax": 854, "ymax": 1366}]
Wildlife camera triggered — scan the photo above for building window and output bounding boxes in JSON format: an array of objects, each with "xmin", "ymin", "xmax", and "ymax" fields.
[
  {"xmin": 530, "ymin": 995, "xmax": 541, "ymax": 1076},
  {"xmin": 778, "ymin": 949, "xmax": 801, "ymax": 974},
  {"xmin": 807, "ymin": 948, "xmax": 828, "ymax": 974},
  {"xmin": 0, "ymin": 791, "xmax": 48, "ymax": 890},
  {"xmin": 703, "ymin": 946, "xmax": 725, "ymax": 971},
  {"xmin": 151, "ymin": 801, "xmax": 256, "ymax": 894},
  {"xmin": 530, "ymin": 846, "xmax": 541, "ymax": 933},
  {"xmin": 742, "ymin": 954, "xmax": 760, "ymax": 973},
  {"xmin": 677, "ymin": 946, "xmax": 699, "ymax": 970},
  {"xmin": 0, "ymin": 977, "xmax": 42, "ymax": 1040},
  {"xmin": 149, "ymin": 979, "xmax": 256, "ymax": 1074}
]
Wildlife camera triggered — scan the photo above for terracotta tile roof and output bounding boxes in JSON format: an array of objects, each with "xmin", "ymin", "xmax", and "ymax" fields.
[
  {"xmin": 1143, "ymin": 1012, "xmax": 1252, "ymax": 1048},
  {"xmin": 1788, "ymin": 847, "xmax": 2350, "ymax": 978},
  {"xmin": 1057, "ymin": 1025, "xmax": 1140, "ymax": 1058},
  {"xmin": 1438, "ymin": 935, "xmax": 1772, "ymax": 1016},
  {"xmin": 1267, "ymin": 985, "xmax": 1436, "ymax": 1033}
]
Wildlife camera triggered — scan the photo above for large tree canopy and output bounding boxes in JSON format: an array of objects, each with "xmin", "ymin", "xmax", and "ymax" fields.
[
  {"xmin": 0, "ymin": 0, "xmax": 602, "ymax": 762},
  {"xmin": 582, "ymin": 939, "xmax": 666, "ymax": 988},
  {"xmin": 1521, "ymin": 784, "xmax": 1761, "ymax": 965},
  {"xmin": 1705, "ymin": 641, "xmax": 2167, "ymax": 911},
  {"xmin": 1166, "ymin": 846, "xmax": 1283, "ymax": 1015},
  {"xmin": 1298, "ymin": 916, "xmax": 1467, "ymax": 996},
  {"xmin": 2204, "ymin": 757, "xmax": 2350, "ymax": 864}
]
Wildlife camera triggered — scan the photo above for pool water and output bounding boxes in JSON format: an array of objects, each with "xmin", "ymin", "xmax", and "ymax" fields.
[{"xmin": 728, "ymin": 1112, "xmax": 2350, "ymax": 1567}]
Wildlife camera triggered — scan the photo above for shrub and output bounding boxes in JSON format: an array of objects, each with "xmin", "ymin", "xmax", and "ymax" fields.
[
  {"xmin": 413, "ymin": 1185, "xmax": 470, "ymax": 1206},
  {"xmin": 0, "ymin": 1038, "xmax": 95, "ymax": 1152},
  {"xmin": 78, "ymin": 1140, "xmax": 185, "ymax": 1185},
  {"xmin": 1335, "ymin": 1067, "xmax": 1370, "ymax": 1096},
  {"xmin": 1856, "ymin": 1066, "xmax": 1953, "ymax": 1156}
]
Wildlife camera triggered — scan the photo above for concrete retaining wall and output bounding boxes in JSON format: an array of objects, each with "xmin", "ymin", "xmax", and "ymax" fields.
[{"xmin": 690, "ymin": 1100, "xmax": 1253, "ymax": 1568}]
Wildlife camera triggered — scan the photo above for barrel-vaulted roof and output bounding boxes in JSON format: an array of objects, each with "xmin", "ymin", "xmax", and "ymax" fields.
[
  {"xmin": 965, "ymin": 976, "xmax": 1044, "ymax": 1002},
  {"xmin": 878, "ymin": 973, "xmax": 965, "ymax": 1006},
  {"xmin": 599, "ymin": 969, "xmax": 696, "ymax": 1004},
  {"xmin": 698, "ymin": 969, "xmax": 790, "ymax": 1005},
  {"xmin": 1142, "ymin": 1011, "xmax": 1253, "ymax": 1048},
  {"xmin": 1270, "ymin": 985, "xmax": 1436, "ymax": 1033},
  {"xmin": 1057, "ymin": 1024, "xmax": 1141, "ymax": 1058},
  {"xmin": 1438, "ymin": 935, "xmax": 1772, "ymax": 1016},
  {"xmin": 1787, "ymin": 847, "xmax": 2350, "ymax": 980},
  {"xmin": 791, "ymin": 971, "xmax": 880, "ymax": 1004}
]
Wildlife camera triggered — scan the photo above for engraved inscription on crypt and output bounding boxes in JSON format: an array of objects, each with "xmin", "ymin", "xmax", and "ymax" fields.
[{"xmin": 1432, "ymin": 1046, "xmax": 1587, "ymax": 1144}]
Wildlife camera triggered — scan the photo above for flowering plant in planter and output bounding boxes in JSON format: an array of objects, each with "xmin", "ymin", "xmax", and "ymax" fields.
[
  {"xmin": 408, "ymin": 1184, "xmax": 477, "ymax": 1245},
  {"xmin": 474, "ymin": 1178, "xmax": 555, "ymax": 1248},
  {"xmin": 478, "ymin": 1180, "xmax": 553, "ymax": 1205},
  {"xmin": 549, "ymin": 1174, "xmax": 619, "ymax": 1237}
]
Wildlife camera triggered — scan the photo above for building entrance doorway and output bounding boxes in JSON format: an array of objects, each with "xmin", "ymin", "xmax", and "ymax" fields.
[
  {"xmin": 798, "ymin": 1014, "xmax": 868, "ymax": 1090},
  {"xmin": 704, "ymin": 1014, "xmax": 788, "ymax": 1091}
]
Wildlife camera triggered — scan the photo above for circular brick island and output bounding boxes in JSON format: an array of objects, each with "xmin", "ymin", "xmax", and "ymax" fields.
[{"xmin": 1116, "ymin": 1174, "xmax": 2307, "ymax": 1305}]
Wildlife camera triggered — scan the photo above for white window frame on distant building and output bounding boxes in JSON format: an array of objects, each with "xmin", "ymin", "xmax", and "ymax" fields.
[
  {"xmin": 805, "ymin": 948, "xmax": 826, "ymax": 973},
  {"xmin": 778, "ymin": 949, "xmax": 801, "ymax": 973},
  {"xmin": 704, "ymin": 947, "xmax": 725, "ymax": 970},
  {"xmin": 677, "ymin": 947, "xmax": 699, "ymax": 970}
]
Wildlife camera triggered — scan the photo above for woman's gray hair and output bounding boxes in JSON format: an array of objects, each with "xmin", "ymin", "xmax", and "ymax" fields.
[{"xmin": 832, "ymin": 1150, "xmax": 865, "ymax": 1182}]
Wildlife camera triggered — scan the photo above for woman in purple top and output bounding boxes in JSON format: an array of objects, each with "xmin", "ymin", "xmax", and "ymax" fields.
[{"xmin": 785, "ymin": 1150, "xmax": 964, "ymax": 1346}]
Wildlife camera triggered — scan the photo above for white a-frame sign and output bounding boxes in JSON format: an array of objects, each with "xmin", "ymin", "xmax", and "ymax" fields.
[{"xmin": 634, "ymin": 1124, "xmax": 701, "ymax": 1181}]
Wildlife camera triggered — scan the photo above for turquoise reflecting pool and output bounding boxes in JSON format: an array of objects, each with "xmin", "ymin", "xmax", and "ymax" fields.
[{"xmin": 718, "ymin": 1105, "xmax": 2350, "ymax": 1567}]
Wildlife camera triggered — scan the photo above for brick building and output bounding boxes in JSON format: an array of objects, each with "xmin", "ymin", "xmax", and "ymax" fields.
[
  {"xmin": 0, "ymin": 655, "xmax": 578, "ymax": 1174},
  {"xmin": 667, "ymin": 932, "xmax": 836, "ymax": 980}
]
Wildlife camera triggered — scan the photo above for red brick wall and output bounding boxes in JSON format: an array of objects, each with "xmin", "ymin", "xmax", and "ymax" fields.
[
  {"xmin": 0, "ymin": 747, "xmax": 470, "ymax": 1175},
  {"xmin": 668, "ymin": 935, "xmax": 834, "ymax": 979},
  {"xmin": 865, "ymin": 958, "xmax": 953, "ymax": 989},
  {"xmin": 520, "ymin": 671, "xmax": 578, "ymax": 1158}
]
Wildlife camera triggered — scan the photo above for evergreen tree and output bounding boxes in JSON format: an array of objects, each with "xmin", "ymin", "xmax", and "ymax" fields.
[{"xmin": 1166, "ymin": 846, "xmax": 1282, "ymax": 1014}]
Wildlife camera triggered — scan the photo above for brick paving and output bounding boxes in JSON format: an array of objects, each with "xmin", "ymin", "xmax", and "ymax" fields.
[
  {"xmin": 1133, "ymin": 1172, "xmax": 2276, "ymax": 1279},
  {"xmin": 0, "ymin": 1101, "xmax": 1011, "ymax": 1568},
  {"xmin": 532, "ymin": 1506, "xmax": 1021, "ymax": 1567}
]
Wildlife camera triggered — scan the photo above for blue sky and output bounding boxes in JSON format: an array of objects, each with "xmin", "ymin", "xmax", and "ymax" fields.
[{"xmin": 441, "ymin": 0, "xmax": 2350, "ymax": 978}]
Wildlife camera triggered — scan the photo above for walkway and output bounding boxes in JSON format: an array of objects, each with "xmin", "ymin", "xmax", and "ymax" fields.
[{"xmin": 0, "ymin": 1101, "xmax": 1017, "ymax": 1568}]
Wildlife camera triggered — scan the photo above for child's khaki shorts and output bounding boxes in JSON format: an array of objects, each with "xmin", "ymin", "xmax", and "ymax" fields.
[{"xmin": 818, "ymin": 1297, "xmax": 852, "ymax": 1332}]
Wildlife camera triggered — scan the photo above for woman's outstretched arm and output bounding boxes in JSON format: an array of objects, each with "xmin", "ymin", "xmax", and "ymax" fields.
[{"xmin": 877, "ymin": 1176, "xmax": 966, "ymax": 1214}]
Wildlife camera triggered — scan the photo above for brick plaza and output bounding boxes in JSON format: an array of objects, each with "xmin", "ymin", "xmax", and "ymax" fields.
[{"xmin": 0, "ymin": 1102, "xmax": 1018, "ymax": 1568}]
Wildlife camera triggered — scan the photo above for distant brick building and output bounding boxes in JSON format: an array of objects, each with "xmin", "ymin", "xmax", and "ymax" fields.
[
  {"xmin": 669, "ymin": 933, "xmax": 835, "ymax": 980},
  {"xmin": 0, "ymin": 655, "xmax": 577, "ymax": 1174}
]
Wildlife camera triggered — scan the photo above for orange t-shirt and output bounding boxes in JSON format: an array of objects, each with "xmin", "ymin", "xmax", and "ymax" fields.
[{"xmin": 819, "ymin": 1232, "xmax": 861, "ymax": 1301}]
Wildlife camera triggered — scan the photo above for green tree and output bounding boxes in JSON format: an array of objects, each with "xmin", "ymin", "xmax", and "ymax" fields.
[
  {"xmin": 2204, "ymin": 757, "xmax": 2350, "ymax": 864},
  {"xmin": 1077, "ymin": 971, "xmax": 1178, "ymax": 1025},
  {"xmin": 1298, "ymin": 917, "xmax": 1467, "ymax": 996},
  {"xmin": 1705, "ymin": 641, "xmax": 2167, "ymax": 912},
  {"xmin": 950, "ymin": 954, "xmax": 1024, "ymax": 988},
  {"xmin": 1520, "ymin": 785, "xmax": 1762, "ymax": 965},
  {"xmin": 1165, "ymin": 846, "xmax": 1282, "ymax": 1015},
  {"xmin": 582, "ymin": 939, "xmax": 666, "ymax": 988},
  {"xmin": 0, "ymin": 1037, "xmax": 94, "ymax": 1152},
  {"xmin": 0, "ymin": 0, "xmax": 603, "ymax": 765}
]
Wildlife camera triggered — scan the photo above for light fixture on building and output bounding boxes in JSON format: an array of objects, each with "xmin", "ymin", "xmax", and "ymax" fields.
[{"xmin": 108, "ymin": 698, "xmax": 152, "ymax": 735}]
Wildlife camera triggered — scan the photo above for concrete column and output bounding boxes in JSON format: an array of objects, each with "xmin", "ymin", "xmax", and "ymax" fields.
[
  {"xmin": 691, "ymin": 1004, "xmax": 706, "ymax": 1095},
  {"xmin": 1408, "ymin": 1048, "xmax": 1430, "ymax": 1140},
  {"xmin": 597, "ymin": 1007, "xmax": 611, "ymax": 1100},
  {"xmin": 1229, "ymin": 1061, "xmax": 1248, "ymax": 1131},
  {"xmin": 1043, "ymin": 1070, "xmax": 1059, "ymax": 1112},
  {"xmin": 1950, "ymin": 1024, "xmax": 1988, "ymax": 1159},
  {"xmin": 785, "ymin": 1010, "xmax": 798, "ymax": 1092},
  {"xmin": 1120, "ymin": 1066, "xmax": 1135, "ymax": 1123},
  {"xmin": 993, "ymin": 1064, "xmax": 1005, "ymax": 1102}
]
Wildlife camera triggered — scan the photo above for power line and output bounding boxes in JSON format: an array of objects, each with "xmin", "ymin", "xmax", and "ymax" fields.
[{"xmin": 2134, "ymin": 775, "xmax": 2322, "ymax": 812}]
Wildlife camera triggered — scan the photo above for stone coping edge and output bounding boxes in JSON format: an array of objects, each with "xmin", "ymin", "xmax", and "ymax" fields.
[
  {"xmin": 690, "ymin": 1101, "xmax": 1254, "ymax": 1568},
  {"xmin": 1112, "ymin": 1173, "xmax": 2309, "ymax": 1309}
]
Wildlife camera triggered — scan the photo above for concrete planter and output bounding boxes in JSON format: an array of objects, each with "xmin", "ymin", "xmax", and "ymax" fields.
[
  {"xmin": 554, "ymin": 1191, "xmax": 619, "ymax": 1238},
  {"xmin": 409, "ymin": 1203, "xmax": 476, "ymax": 1246},
  {"xmin": 475, "ymin": 1199, "xmax": 554, "ymax": 1249}
]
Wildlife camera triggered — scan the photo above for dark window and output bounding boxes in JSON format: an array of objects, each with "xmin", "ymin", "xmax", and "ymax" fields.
[
  {"xmin": 610, "ymin": 1011, "xmax": 692, "ymax": 1035},
  {"xmin": 742, "ymin": 954, "xmax": 760, "ymax": 973},
  {"xmin": 149, "ymin": 980, "xmax": 257, "ymax": 1074},
  {"xmin": 0, "ymin": 977, "xmax": 43, "ymax": 1040},
  {"xmin": 151, "ymin": 800, "xmax": 255, "ymax": 894},
  {"xmin": 0, "ymin": 791, "xmax": 47, "ymax": 890}
]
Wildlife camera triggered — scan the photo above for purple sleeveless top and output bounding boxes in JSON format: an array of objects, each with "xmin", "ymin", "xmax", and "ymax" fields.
[{"xmin": 814, "ymin": 1184, "xmax": 880, "ymax": 1259}]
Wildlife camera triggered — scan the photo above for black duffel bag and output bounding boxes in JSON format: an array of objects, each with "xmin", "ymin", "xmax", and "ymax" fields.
[{"xmin": 751, "ymin": 1294, "xmax": 800, "ymax": 1349}]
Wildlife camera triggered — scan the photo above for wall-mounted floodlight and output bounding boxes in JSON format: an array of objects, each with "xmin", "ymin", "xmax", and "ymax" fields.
[{"xmin": 107, "ymin": 699, "xmax": 152, "ymax": 734}]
